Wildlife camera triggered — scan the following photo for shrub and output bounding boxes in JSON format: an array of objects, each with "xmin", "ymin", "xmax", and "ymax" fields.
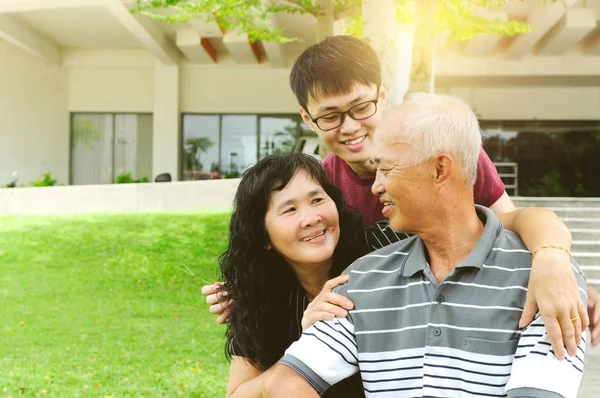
[
  {"xmin": 30, "ymin": 172, "xmax": 58, "ymax": 187},
  {"xmin": 116, "ymin": 172, "xmax": 149, "ymax": 184}
]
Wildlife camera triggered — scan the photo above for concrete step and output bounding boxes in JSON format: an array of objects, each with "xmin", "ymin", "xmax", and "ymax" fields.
[
  {"xmin": 548, "ymin": 207, "xmax": 600, "ymax": 219},
  {"xmin": 570, "ymin": 229, "xmax": 600, "ymax": 241},
  {"xmin": 573, "ymin": 241, "xmax": 600, "ymax": 252},
  {"xmin": 563, "ymin": 218, "xmax": 600, "ymax": 230},
  {"xmin": 572, "ymin": 252, "xmax": 600, "ymax": 266},
  {"xmin": 513, "ymin": 197, "xmax": 600, "ymax": 208}
]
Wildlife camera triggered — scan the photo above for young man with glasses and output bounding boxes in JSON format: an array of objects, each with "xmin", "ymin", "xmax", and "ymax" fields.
[{"xmin": 292, "ymin": 36, "xmax": 506, "ymax": 226}]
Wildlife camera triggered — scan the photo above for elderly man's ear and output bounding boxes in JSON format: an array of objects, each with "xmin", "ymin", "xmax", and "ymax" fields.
[{"xmin": 432, "ymin": 154, "xmax": 454, "ymax": 187}]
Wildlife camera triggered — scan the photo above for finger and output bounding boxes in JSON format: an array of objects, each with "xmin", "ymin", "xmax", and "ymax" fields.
[
  {"xmin": 322, "ymin": 292, "xmax": 354, "ymax": 310},
  {"xmin": 591, "ymin": 289, "xmax": 600, "ymax": 325},
  {"xmin": 519, "ymin": 297, "xmax": 538, "ymax": 328},
  {"xmin": 206, "ymin": 293, "xmax": 218, "ymax": 306},
  {"xmin": 577, "ymin": 299, "xmax": 589, "ymax": 342},
  {"xmin": 217, "ymin": 308, "xmax": 231, "ymax": 325},
  {"xmin": 323, "ymin": 274, "xmax": 350, "ymax": 291},
  {"xmin": 592, "ymin": 321, "xmax": 600, "ymax": 347},
  {"xmin": 311, "ymin": 301, "xmax": 349, "ymax": 318},
  {"xmin": 558, "ymin": 311, "xmax": 577, "ymax": 358},
  {"xmin": 593, "ymin": 297, "xmax": 600, "ymax": 326},
  {"xmin": 573, "ymin": 306, "xmax": 584, "ymax": 349},
  {"xmin": 209, "ymin": 300, "xmax": 232, "ymax": 315},
  {"xmin": 302, "ymin": 311, "xmax": 336, "ymax": 331},
  {"xmin": 544, "ymin": 316, "xmax": 566, "ymax": 360},
  {"xmin": 201, "ymin": 283, "xmax": 220, "ymax": 296},
  {"xmin": 206, "ymin": 290, "xmax": 229, "ymax": 306}
]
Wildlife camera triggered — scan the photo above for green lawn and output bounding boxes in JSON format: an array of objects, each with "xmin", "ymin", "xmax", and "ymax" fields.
[{"xmin": 0, "ymin": 213, "xmax": 231, "ymax": 397}]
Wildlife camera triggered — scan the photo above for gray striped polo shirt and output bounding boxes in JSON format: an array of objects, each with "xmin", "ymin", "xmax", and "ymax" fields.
[{"xmin": 281, "ymin": 206, "xmax": 588, "ymax": 398}]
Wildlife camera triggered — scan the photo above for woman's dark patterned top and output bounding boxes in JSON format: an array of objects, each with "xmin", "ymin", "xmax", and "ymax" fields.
[{"xmin": 363, "ymin": 220, "xmax": 412, "ymax": 251}]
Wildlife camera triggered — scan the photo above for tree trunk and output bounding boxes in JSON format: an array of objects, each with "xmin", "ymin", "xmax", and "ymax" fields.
[
  {"xmin": 315, "ymin": 0, "xmax": 335, "ymax": 41},
  {"xmin": 408, "ymin": 0, "xmax": 437, "ymax": 93},
  {"xmin": 315, "ymin": 0, "xmax": 334, "ymax": 159},
  {"xmin": 362, "ymin": 0, "xmax": 399, "ymax": 105}
]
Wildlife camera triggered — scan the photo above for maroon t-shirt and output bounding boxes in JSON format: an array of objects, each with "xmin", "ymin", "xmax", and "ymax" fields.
[{"xmin": 322, "ymin": 147, "xmax": 505, "ymax": 226}]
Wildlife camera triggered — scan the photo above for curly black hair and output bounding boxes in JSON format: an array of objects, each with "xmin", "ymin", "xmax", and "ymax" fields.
[{"xmin": 220, "ymin": 153, "xmax": 364, "ymax": 370}]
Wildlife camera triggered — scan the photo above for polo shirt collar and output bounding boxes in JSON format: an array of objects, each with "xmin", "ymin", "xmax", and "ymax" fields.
[{"xmin": 401, "ymin": 205, "xmax": 501, "ymax": 277}]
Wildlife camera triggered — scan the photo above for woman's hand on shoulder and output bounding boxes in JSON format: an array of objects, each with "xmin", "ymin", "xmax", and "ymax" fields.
[
  {"xmin": 202, "ymin": 281, "xmax": 232, "ymax": 324},
  {"xmin": 587, "ymin": 286, "xmax": 600, "ymax": 346},
  {"xmin": 302, "ymin": 274, "xmax": 354, "ymax": 331}
]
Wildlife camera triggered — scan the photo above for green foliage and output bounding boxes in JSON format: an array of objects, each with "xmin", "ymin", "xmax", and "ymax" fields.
[
  {"xmin": 30, "ymin": 172, "xmax": 58, "ymax": 187},
  {"xmin": 132, "ymin": 0, "xmax": 314, "ymax": 43},
  {"xmin": 116, "ymin": 172, "xmax": 149, "ymax": 184},
  {"xmin": 0, "ymin": 212, "xmax": 231, "ymax": 396},
  {"xmin": 133, "ymin": 0, "xmax": 559, "ymax": 44},
  {"xmin": 184, "ymin": 137, "xmax": 216, "ymax": 172},
  {"xmin": 225, "ymin": 170, "xmax": 241, "ymax": 179},
  {"xmin": 436, "ymin": 1, "xmax": 531, "ymax": 41},
  {"xmin": 525, "ymin": 167, "xmax": 570, "ymax": 197}
]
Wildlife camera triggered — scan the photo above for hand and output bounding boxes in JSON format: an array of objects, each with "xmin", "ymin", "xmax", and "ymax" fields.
[
  {"xmin": 587, "ymin": 286, "xmax": 600, "ymax": 346},
  {"xmin": 201, "ymin": 282, "xmax": 232, "ymax": 324},
  {"xmin": 520, "ymin": 248, "xmax": 589, "ymax": 360},
  {"xmin": 302, "ymin": 275, "xmax": 354, "ymax": 331}
]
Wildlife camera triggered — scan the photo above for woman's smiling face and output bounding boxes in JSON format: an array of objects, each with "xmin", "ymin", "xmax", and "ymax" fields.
[{"xmin": 264, "ymin": 169, "xmax": 340, "ymax": 272}]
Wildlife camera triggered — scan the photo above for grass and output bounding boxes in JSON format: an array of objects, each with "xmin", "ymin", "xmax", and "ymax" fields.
[{"xmin": 0, "ymin": 213, "xmax": 232, "ymax": 397}]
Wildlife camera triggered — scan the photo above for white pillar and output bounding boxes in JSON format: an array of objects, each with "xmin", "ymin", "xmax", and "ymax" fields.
[{"xmin": 152, "ymin": 59, "xmax": 180, "ymax": 181}]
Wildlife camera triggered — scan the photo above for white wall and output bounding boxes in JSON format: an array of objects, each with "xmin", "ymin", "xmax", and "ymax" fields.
[
  {"xmin": 66, "ymin": 49, "xmax": 154, "ymax": 113},
  {"xmin": 0, "ymin": 39, "xmax": 69, "ymax": 186},
  {"xmin": 440, "ymin": 86, "xmax": 600, "ymax": 120},
  {"xmin": 0, "ymin": 179, "xmax": 240, "ymax": 215},
  {"xmin": 180, "ymin": 66, "xmax": 299, "ymax": 113}
]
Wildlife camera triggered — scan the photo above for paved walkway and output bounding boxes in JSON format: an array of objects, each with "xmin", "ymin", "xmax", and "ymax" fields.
[{"xmin": 580, "ymin": 342, "xmax": 599, "ymax": 397}]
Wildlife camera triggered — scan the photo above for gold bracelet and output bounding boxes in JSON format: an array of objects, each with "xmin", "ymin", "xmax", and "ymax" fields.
[{"xmin": 531, "ymin": 245, "xmax": 571, "ymax": 261}]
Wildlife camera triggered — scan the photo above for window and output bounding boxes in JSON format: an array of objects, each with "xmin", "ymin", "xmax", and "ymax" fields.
[
  {"xmin": 259, "ymin": 116, "xmax": 301, "ymax": 159},
  {"xmin": 71, "ymin": 113, "xmax": 153, "ymax": 185},
  {"xmin": 182, "ymin": 114, "xmax": 306, "ymax": 179},
  {"xmin": 481, "ymin": 121, "xmax": 600, "ymax": 197},
  {"xmin": 182, "ymin": 115, "xmax": 220, "ymax": 181},
  {"xmin": 221, "ymin": 115, "xmax": 257, "ymax": 177}
]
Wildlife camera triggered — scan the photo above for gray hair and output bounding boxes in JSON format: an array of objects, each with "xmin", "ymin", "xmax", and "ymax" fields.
[{"xmin": 393, "ymin": 93, "xmax": 482, "ymax": 187}]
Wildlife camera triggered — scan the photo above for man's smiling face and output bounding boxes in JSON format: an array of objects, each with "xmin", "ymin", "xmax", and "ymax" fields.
[{"xmin": 299, "ymin": 83, "xmax": 387, "ymax": 176}]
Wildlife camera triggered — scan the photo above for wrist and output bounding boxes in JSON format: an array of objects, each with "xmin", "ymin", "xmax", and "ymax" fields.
[{"xmin": 531, "ymin": 245, "xmax": 571, "ymax": 262}]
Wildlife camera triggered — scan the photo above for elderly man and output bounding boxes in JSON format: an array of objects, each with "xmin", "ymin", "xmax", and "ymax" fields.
[{"xmin": 264, "ymin": 93, "xmax": 587, "ymax": 398}]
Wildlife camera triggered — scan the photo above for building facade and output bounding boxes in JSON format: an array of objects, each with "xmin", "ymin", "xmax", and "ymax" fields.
[{"xmin": 1, "ymin": 0, "xmax": 600, "ymax": 196}]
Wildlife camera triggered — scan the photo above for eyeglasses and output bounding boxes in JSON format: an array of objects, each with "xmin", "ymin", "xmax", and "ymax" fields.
[{"xmin": 306, "ymin": 90, "xmax": 380, "ymax": 131}]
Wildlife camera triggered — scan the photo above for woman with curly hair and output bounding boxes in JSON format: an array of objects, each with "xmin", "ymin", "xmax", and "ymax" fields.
[{"xmin": 220, "ymin": 153, "xmax": 369, "ymax": 397}]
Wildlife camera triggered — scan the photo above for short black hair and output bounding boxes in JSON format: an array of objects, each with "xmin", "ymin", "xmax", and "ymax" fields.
[{"xmin": 290, "ymin": 35, "xmax": 382, "ymax": 110}]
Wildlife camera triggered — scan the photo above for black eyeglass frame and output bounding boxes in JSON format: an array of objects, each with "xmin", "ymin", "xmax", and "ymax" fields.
[{"xmin": 305, "ymin": 88, "xmax": 380, "ymax": 131}]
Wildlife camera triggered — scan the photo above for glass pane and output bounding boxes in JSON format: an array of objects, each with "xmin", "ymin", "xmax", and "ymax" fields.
[
  {"xmin": 71, "ymin": 114, "xmax": 114, "ymax": 185},
  {"xmin": 136, "ymin": 114, "xmax": 153, "ymax": 181},
  {"xmin": 482, "ymin": 121, "xmax": 600, "ymax": 197},
  {"xmin": 182, "ymin": 115, "xmax": 220, "ymax": 180},
  {"xmin": 114, "ymin": 114, "xmax": 153, "ymax": 182},
  {"xmin": 221, "ymin": 115, "xmax": 257, "ymax": 178},
  {"xmin": 259, "ymin": 116, "xmax": 301, "ymax": 159}
]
